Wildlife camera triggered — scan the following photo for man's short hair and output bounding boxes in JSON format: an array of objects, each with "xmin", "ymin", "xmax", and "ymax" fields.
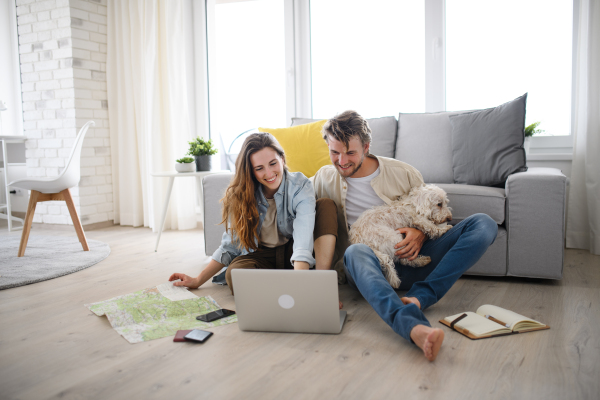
[{"xmin": 322, "ymin": 110, "xmax": 372, "ymax": 153}]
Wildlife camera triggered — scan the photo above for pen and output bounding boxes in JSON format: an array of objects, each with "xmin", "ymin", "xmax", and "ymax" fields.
[{"xmin": 485, "ymin": 314, "xmax": 510, "ymax": 328}]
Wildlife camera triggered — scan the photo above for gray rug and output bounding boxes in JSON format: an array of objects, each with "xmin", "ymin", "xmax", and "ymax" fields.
[{"xmin": 0, "ymin": 235, "xmax": 111, "ymax": 290}]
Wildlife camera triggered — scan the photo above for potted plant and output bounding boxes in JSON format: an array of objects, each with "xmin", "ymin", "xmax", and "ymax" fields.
[
  {"xmin": 175, "ymin": 157, "xmax": 195, "ymax": 173},
  {"xmin": 187, "ymin": 137, "xmax": 218, "ymax": 171},
  {"xmin": 524, "ymin": 122, "xmax": 544, "ymax": 154}
]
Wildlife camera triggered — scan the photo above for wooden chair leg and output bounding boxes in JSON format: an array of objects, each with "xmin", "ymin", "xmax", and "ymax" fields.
[
  {"xmin": 61, "ymin": 188, "xmax": 89, "ymax": 251},
  {"xmin": 18, "ymin": 190, "xmax": 41, "ymax": 257}
]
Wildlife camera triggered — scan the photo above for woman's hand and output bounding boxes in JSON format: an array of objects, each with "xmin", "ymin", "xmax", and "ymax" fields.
[
  {"xmin": 169, "ymin": 273, "xmax": 201, "ymax": 289},
  {"xmin": 293, "ymin": 261, "xmax": 310, "ymax": 270},
  {"xmin": 169, "ymin": 260, "xmax": 225, "ymax": 290}
]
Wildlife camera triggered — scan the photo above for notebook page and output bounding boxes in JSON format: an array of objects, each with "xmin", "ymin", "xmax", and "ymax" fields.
[
  {"xmin": 444, "ymin": 312, "xmax": 511, "ymax": 337},
  {"xmin": 476, "ymin": 305, "xmax": 543, "ymax": 330}
]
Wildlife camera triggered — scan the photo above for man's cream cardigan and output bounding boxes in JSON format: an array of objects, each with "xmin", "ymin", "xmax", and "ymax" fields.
[{"xmin": 311, "ymin": 155, "xmax": 425, "ymax": 282}]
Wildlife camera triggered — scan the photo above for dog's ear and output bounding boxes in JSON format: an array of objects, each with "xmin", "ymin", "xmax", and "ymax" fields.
[{"xmin": 414, "ymin": 188, "xmax": 434, "ymax": 218}]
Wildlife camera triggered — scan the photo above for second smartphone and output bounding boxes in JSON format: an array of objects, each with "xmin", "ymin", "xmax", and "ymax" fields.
[{"xmin": 196, "ymin": 308, "xmax": 236, "ymax": 322}]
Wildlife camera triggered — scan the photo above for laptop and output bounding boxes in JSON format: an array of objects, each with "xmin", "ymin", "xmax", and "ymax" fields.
[{"xmin": 231, "ymin": 269, "xmax": 347, "ymax": 334}]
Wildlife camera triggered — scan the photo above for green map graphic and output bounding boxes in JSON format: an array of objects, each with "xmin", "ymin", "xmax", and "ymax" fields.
[{"xmin": 86, "ymin": 287, "xmax": 237, "ymax": 343}]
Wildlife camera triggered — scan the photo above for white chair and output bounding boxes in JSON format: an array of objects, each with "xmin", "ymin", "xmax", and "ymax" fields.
[{"xmin": 8, "ymin": 121, "xmax": 95, "ymax": 257}]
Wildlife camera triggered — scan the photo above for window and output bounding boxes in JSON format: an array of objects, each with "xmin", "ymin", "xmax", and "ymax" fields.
[
  {"xmin": 0, "ymin": 0, "xmax": 23, "ymax": 137},
  {"xmin": 200, "ymin": 0, "xmax": 575, "ymax": 147},
  {"xmin": 310, "ymin": 0, "xmax": 425, "ymax": 118},
  {"xmin": 206, "ymin": 0, "xmax": 287, "ymax": 146},
  {"xmin": 446, "ymin": 0, "xmax": 573, "ymax": 136}
]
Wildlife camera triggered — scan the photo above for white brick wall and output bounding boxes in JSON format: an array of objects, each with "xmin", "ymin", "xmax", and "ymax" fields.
[{"xmin": 16, "ymin": 0, "xmax": 113, "ymax": 226}]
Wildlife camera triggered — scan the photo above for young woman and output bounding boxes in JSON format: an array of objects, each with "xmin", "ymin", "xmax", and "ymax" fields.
[{"xmin": 169, "ymin": 132, "xmax": 338, "ymax": 294}]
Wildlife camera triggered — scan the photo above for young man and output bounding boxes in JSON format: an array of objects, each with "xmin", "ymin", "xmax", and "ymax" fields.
[{"xmin": 312, "ymin": 110, "xmax": 498, "ymax": 361}]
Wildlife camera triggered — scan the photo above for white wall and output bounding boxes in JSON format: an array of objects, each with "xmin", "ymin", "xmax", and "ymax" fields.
[{"xmin": 14, "ymin": 0, "xmax": 113, "ymax": 226}]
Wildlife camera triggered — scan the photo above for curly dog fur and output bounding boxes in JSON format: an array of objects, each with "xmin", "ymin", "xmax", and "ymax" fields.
[{"xmin": 349, "ymin": 184, "xmax": 453, "ymax": 288}]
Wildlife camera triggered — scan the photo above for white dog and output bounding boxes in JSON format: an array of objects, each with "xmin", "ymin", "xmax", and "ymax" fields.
[{"xmin": 349, "ymin": 184, "xmax": 453, "ymax": 288}]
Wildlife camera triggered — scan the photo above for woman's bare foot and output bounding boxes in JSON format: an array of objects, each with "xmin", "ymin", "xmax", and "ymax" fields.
[
  {"xmin": 400, "ymin": 296, "xmax": 421, "ymax": 309},
  {"xmin": 410, "ymin": 325, "xmax": 444, "ymax": 361}
]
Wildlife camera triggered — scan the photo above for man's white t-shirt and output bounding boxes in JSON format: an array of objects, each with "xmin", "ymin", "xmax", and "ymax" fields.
[{"xmin": 345, "ymin": 167, "xmax": 386, "ymax": 226}]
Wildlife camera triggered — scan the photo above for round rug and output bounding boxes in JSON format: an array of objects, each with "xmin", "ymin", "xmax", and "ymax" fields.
[{"xmin": 0, "ymin": 235, "xmax": 111, "ymax": 290}]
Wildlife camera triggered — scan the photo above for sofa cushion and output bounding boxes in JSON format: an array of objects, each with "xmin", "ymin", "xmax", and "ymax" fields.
[
  {"xmin": 449, "ymin": 93, "xmax": 528, "ymax": 186},
  {"xmin": 203, "ymin": 173, "xmax": 233, "ymax": 256},
  {"xmin": 436, "ymin": 184, "xmax": 506, "ymax": 224},
  {"xmin": 394, "ymin": 110, "xmax": 472, "ymax": 184},
  {"xmin": 259, "ymin": 120, "xmax": 329, "ymax": 178},
  {"xmin": 291, "ymin": 116, "xmax": 397, "ymax": 158}
]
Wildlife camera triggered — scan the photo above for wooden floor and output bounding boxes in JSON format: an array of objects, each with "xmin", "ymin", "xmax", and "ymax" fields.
[{"xmin": 0, "ymin": 222, "xmax": 599, "ymax": 400}]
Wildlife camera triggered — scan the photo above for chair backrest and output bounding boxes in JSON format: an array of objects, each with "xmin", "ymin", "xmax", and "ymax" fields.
[
  {"xmin": 219, "ymin": 128, "xmax": 257, "ymax": 172},
  {"xmin": 53, "ymin": 120, "xmax": 95, "ymax": 190}
]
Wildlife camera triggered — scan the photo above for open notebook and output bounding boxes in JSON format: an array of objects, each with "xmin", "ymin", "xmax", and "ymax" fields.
[{"xmin": 440, "ymin": 304, "xmax": 550, "ymax": 340}]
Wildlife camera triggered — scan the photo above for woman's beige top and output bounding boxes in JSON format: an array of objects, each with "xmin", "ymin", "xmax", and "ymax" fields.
[{"xmin": 259, "ymin": 197, "xmax": 290, "ymax": 248}]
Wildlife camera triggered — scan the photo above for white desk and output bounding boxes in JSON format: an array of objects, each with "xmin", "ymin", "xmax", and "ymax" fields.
[
  {"xmin": 150, "ymin": 170, "xmax": 229, "ymax": 251},
  {"xmin": 1, "ymin": 135, "xmax": 26, "ymax": 231}
]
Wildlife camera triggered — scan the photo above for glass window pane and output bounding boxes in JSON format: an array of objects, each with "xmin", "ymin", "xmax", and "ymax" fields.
[
  {"xmin": 311, "ymin": 0, "xmax": 425, "ymax": 119},
  {"xmin": 208, "ymin": 0, "xmax": 286, "ymax": 145},
  {"xmin": 446, "ymin": 0, "xmax": 573, "ymax": 136}
]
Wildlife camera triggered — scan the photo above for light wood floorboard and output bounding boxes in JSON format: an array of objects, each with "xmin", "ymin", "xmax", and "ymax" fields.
[{"xmin": 0, "ymin": 222, "xmax": 598, "ymax": 400}]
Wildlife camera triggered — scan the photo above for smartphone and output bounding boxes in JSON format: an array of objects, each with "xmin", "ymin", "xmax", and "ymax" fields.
[
  {"xmin": 196, "ymin": 308, "xmax": 236, "ymax": 322},
  {"xmin": 184, "ymin": 329, "xmax": 213, "ymax": 343}
]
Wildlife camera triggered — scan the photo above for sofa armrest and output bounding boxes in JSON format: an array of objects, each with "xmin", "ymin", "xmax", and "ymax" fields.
[
  {"xmin": 505, "ymin": 167, "xmax": 568, "ymax": 279},
  {"xmin": 202, "ymin": 173, "xmax": 233, "ymax": 256}
]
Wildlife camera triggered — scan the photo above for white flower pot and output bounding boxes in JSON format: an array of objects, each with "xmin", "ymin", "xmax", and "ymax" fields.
[
  {"xmin": 175, "ymin": 162, "xmax": 195, "ymax": 173},
  {"xmin": 524, "ymin": 137, "xmax": 532, "ymax": 155}
]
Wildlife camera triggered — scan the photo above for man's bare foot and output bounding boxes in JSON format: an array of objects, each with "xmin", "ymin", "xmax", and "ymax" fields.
[
  {"xmin": 400, "ymin": 296, "xmax": 421, "ymax": 309},
  {"xmin": 410, "ymin": 325, "xmax": 444, "ymax": 361}
]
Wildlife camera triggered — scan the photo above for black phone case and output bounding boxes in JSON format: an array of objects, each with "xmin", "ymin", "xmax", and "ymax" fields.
[
  {"xmin": 197, "ymin": 309, "xmax": 235, "ymax": 322},
  {"xmin": 184, "ymin": 330, "xmax": 213, "ymax": 343}
]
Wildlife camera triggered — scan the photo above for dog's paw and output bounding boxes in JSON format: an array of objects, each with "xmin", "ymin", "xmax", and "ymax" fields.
[
  {"xmin": 413, "ymin": 255, "xmax": 431, "ymax": 267},
  {"xmin": 378, "ymin": 254, "xmax": 401, "ymax": 288},
  {"xmin": 399, "ymin": 255, "xmax": 431, "ymax": 268},
  {"xmin": 388, "ymin": 272, "xmax": 401, "ymax": 289},
  {"xmin": 382, "ymin": 263, "xmax": 401, "ymax": 288}
]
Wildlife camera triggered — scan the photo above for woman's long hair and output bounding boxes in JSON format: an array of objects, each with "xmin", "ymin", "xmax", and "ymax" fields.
[{"xmin": 221, "ymin": 132, "xmax": 287, "ymax": 251}]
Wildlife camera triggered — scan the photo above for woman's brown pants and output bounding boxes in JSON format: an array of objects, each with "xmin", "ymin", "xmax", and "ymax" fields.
[{"xmin": 225, "ymin": 198, "xmax": 338, "ymax": 294}]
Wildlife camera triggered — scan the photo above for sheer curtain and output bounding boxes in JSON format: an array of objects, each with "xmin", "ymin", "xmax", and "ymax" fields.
[
  {"xmin": 566, "ymin": 0, "xmax": 600, "ymax": 255},
  {"xmin": 107, "ymin": 0, "xmax": 196, "ymax": 231}
]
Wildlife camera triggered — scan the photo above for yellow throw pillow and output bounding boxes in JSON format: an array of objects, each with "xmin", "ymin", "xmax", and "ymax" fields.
[{"xmin": 259, "ymin": 120, "xmax": 330, "ymax": 178}]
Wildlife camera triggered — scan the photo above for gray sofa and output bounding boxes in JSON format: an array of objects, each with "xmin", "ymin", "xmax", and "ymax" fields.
[{"xmin": 202, "ymin": 111, "xmax": 568, "ymax": 280}]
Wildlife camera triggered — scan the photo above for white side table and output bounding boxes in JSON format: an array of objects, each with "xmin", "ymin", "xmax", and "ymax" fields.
[
  {"xmin": 1, "ymin": 135, "xmax": 26, "ymax": 231},
  {"xmin": 151, "ymin": 170, "xmax": 229, "ymax": 251}
]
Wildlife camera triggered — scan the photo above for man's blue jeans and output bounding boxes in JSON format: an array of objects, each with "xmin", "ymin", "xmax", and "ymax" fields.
[{"xmin": 343, "ymin": 213, "xmax": 498, "ymax": 342}]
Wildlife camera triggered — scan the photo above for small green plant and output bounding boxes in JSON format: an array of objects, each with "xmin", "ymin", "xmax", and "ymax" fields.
[
  {"xmin": 187, "ymin": 137, "xmax": 218, "ymax": 156},
  {"xmin": 525, "ymin": 122, "xmax": 545, "ymax": 138},
  {"xmin": 176, "ymin": 157, "xmax": 195, "ymax": 163}
]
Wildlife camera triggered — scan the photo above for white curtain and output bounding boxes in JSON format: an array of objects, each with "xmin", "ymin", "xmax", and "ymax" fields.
[
  {"xmin": 566, "ymin": 0, "xmax": 600, "ymax": 255},
  {"xmin": 107, "ymin": 0, "xmax": 196, "ymax": 231}
]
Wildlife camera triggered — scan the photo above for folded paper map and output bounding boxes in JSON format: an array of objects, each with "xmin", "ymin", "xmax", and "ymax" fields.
[{"xmin": 85, "ymin": 284, "xmax": 237, "ymax": 343}]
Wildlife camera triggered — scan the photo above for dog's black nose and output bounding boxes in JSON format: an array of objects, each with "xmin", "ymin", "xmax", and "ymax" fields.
[{"xmin": 446, "ymin": 216, "xmax": 452, "ymax": 222}]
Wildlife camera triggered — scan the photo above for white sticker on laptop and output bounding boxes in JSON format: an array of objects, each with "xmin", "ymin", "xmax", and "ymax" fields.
[{"xmin": 278, "ymin": 294, "xmax": 295, "ymax": 309}]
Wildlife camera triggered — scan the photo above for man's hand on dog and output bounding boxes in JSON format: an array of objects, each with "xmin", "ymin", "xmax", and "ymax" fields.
[{"xmin": 394, "ymin": 228, "xmax": 426, "ymax": 261}]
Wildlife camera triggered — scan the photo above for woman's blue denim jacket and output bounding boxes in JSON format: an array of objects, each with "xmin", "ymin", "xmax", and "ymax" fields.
[{"xmin": 211, "ymin": 170, "xmax": 316, "ymax": 267}]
